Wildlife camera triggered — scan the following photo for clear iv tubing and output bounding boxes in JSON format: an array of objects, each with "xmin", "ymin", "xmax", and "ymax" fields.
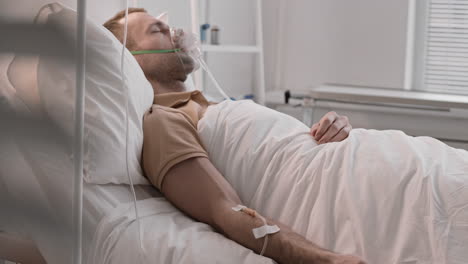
[
  {"xmin": 198, "ymin": 57, "xmax": 231, "ymax": 101},
  {"xmin": 121, "ymin": 10, "xmax": 230, "ymax": 258},
  {"xmin": 121, "ymin": 0, "xmax": 145, "ymax": 255}
]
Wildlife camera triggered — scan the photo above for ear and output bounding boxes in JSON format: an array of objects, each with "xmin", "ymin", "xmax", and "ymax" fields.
[{"xmin": 157, "ymin": 12, "xmax": 169, "ymax": 24}]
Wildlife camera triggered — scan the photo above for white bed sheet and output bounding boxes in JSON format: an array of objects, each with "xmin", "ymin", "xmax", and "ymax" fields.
[
  {"xmin": 82, "ymin": 183, "xmax": 161, "ymax": 260},
  {"xmin": 87, "ymin": 196, "xmax": 276, "ymax": 264}
]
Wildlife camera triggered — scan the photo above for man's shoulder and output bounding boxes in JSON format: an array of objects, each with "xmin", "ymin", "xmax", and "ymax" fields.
[
  {"xmin": 144, "ymin": 104, "xmax": 186, "ymax": 116},
  {"xmin": 143, "ymin": 104, "xmax": 193, "ymax": 126}
]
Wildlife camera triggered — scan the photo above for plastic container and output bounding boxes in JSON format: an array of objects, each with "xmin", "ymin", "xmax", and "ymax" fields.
[{"xmin": 211, "ymin": 25, "xmax": 220, "ymax": 45}]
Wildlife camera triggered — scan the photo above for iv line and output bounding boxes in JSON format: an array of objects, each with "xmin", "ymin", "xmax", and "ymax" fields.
[{"xmin": 121, "ymin": 0, "xmax": 144, "ymax": 254}]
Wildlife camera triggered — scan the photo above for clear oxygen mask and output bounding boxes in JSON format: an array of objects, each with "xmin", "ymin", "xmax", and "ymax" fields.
[
  {"xmin": 171, "ymin": 28, "xmax": 230, "ymax": 100},
  {"xmin": 130, "ymin": 27, "xmax": 231, "ymax": 101}
]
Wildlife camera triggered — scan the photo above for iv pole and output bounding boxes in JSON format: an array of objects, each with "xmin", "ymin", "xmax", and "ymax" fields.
[{"xmin": 73, "ymin": 0, "xmax": 87, "ymax": 263}]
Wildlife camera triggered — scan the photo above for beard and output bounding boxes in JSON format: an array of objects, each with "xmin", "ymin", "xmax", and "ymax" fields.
[
  {"xmin": 140, "ymin": 52, "xmax": 198, "ymax": 83},
  {"xmin": 174, "ymin": 52, "xmax": 200, "ymax": 74}
]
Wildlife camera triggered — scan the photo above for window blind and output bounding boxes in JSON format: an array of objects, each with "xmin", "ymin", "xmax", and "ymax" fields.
[{"xmin": 425, "ymin": 0, "xmax": 468, "ymax": 95}]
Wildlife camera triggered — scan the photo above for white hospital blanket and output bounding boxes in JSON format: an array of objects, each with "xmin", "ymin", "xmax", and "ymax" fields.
[{"xmin": 198, "ymin": 100, "xmax": 468, "ymax": 264}]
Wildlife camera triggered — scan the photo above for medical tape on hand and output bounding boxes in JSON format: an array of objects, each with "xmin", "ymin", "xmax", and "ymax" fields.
[
  {"xmin": 232, "ymin": 205, "xmax": 281, "ymax": 256},
  {"xmin": 252, "ymin": 220, "xmax": 280, "ymax": 239},
  {"xmin": 232, "ymin": 205, "xmax": 280, "ymax": 238},
  {"xmin": 232, "ymin": 204, "xmax": 247, "ymax": 212}
]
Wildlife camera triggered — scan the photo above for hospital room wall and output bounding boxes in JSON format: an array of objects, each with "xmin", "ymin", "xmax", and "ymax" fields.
[
  {"xmin": 1, "ymin": 0, "xmax": 409, "ymax": 94},
  {"xmin": 262, "ymin": 0, "xmax": 409, "ymax": 92},
  {"xmin": 0, "ymin": 0, "xmax": 194, "ymax": 27},
  {"xmin": 0, "ymin": 0, "xmax": 124, "ymax": 24}
]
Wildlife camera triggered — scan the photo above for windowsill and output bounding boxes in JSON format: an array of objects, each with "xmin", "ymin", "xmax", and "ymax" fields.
[
  {"xmin": 265, "ymin": 85, "xmax": 468, "ymax": 145},
  {"xmin": 309, "ymin": 84, "xmax": 468, "ymax": 110}
]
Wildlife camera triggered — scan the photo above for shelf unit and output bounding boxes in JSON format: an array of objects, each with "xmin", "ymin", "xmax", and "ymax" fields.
[{"xmin": 189, "ymin": 0, "xmax": 266, "ymax": 104}]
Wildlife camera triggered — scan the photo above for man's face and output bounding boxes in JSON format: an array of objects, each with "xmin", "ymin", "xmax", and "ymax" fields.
[{"xmin": 123, "ymin": 12, "xmax": 197, "ymax": 83}]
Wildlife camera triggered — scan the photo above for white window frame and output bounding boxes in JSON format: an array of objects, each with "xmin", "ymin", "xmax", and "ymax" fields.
[
  {"xmin": 406, "ymin": 0, "xmax": 429, "ymax": 91},
  {"xmin": 409, "ymin": 0, "xmax": 468, "ymax": 96}
]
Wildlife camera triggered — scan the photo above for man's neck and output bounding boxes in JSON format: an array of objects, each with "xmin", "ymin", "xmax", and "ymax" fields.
[{"xmin": 149, "ymin": 79, "xmax": 187, "ymax": 95}]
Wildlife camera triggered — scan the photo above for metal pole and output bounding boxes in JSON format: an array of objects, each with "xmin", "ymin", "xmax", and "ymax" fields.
[
  {"xmin": 189, "ymin": 0, "xmax": 204, "ymax": 92},
  {"xmin": 255, "ymin": 0, "xmax": 266, "ymax": 105},
  {"xmin": 274, "ymin": 0, "xmax": 287, "ymax": 91},
  {"xmin": 73, "ymin": 0, "xmax": 86, "ymax": 263}
]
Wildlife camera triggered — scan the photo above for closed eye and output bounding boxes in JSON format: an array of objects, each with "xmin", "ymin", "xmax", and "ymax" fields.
[{"xmin": 147, "ymin": 22, "xmax": 162, "ymax": 34}]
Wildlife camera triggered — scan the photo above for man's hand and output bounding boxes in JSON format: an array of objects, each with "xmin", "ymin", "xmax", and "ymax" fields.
[{"xmin": 310, "ymin": 111, "xmax": 352, "ymax": 144}]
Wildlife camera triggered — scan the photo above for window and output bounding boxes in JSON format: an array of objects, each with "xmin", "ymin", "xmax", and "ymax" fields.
[{"xmin": 414, "ymin": 0, "xmax": 468, "ymax": 95}]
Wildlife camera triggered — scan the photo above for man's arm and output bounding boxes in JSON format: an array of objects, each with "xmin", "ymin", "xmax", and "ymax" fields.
[{"xmin": 162, "ymin": 157, "xmax": 365, "ymax": 264}]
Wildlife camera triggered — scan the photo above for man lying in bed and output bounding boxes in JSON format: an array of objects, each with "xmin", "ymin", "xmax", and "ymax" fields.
[{"xmin": 104, "ymin": 8, "xmax": 363, "ymax": 264}]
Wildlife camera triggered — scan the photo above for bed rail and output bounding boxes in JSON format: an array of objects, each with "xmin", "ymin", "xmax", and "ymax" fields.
[{"xmin": 73, "ymin": 0, "xmax": 87, "ymax": 264}]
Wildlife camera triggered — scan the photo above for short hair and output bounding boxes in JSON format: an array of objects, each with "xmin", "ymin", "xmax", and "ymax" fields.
[{"xmin": 103, "ymin": 8, "xmax": 147, "ymax": 49}]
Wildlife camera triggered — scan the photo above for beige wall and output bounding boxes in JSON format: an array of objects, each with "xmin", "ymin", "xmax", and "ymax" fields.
[{"xmin": 263, "ymin": 0, "xmax": 410, "ymax": 92}]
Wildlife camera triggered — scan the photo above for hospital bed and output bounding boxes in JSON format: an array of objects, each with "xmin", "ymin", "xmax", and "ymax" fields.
[
  {"xmin": 0, "ymin": 2, "xmax": 275, "ymax": 263},
  {"xmin": 0, "ymin": 184, "xmax": 157, "ymax": 264},
  {"xmin": 0, "ymin": 143, "xmax": 272, "ymax": 264},
  {"xmin": 81, "ymin": 184, "xmax": 160, "ymax": 259},
  {"xmin": 3, "ymin": 2, "xmax": 468, "ymax": 264}
]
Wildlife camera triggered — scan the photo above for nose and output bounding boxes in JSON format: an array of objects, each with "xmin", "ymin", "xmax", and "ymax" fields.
[{"xmin": 159, "ymin": 22, "xmax": 170, "ymax": 32}]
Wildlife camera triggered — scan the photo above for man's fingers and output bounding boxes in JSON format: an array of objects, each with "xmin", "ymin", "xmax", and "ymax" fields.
[
  {"xmin": 318, "ymin": 116, "xmax": 348, "ymax": 144},
  {"xmin": 314, "ymin": 111, "xmax": 338, "ymax": 140},
  {"xmin": 310, "ymin": 123, "xmax": 319, "ymax": 137},
  {"xmin": 329, "ymin": 125, "xmax": 352, "ymax": 143}
]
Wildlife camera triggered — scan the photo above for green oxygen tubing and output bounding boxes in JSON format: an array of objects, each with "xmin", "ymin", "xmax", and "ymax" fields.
[{"xmin": 130, "ymin": 48, "xmax": 181, "ymax": 55}]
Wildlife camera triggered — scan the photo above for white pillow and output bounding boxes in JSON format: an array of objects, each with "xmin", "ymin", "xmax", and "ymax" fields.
[{"xmin": 37, "ymin": 3, "xmax": 153, "ymax": 185}]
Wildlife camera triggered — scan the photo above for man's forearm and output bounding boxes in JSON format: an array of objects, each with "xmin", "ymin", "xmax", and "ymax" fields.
[{"xmin": 213, "ymin": 200, "xmax": 334, "ymax": 264}]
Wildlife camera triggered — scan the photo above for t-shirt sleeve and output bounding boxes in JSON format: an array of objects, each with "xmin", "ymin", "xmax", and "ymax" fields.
[{"xmin": 142, "ymin": 105, "xmax": 208, "ymax": 190}]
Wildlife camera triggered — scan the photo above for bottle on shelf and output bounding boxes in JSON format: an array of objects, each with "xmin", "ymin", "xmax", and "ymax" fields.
[
  {"xmin": 200, "ymin": 23, "xmax": 210, "ymax": 44},
  {"xmin": 210, "ymin": 25, "xmax": 220, "ymax": 45}
]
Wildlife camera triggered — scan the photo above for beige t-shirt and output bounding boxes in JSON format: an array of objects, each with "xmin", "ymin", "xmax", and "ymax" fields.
[{"xmin": 142, "ymin": 90, "xmax": 212, "ymax": 190}]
